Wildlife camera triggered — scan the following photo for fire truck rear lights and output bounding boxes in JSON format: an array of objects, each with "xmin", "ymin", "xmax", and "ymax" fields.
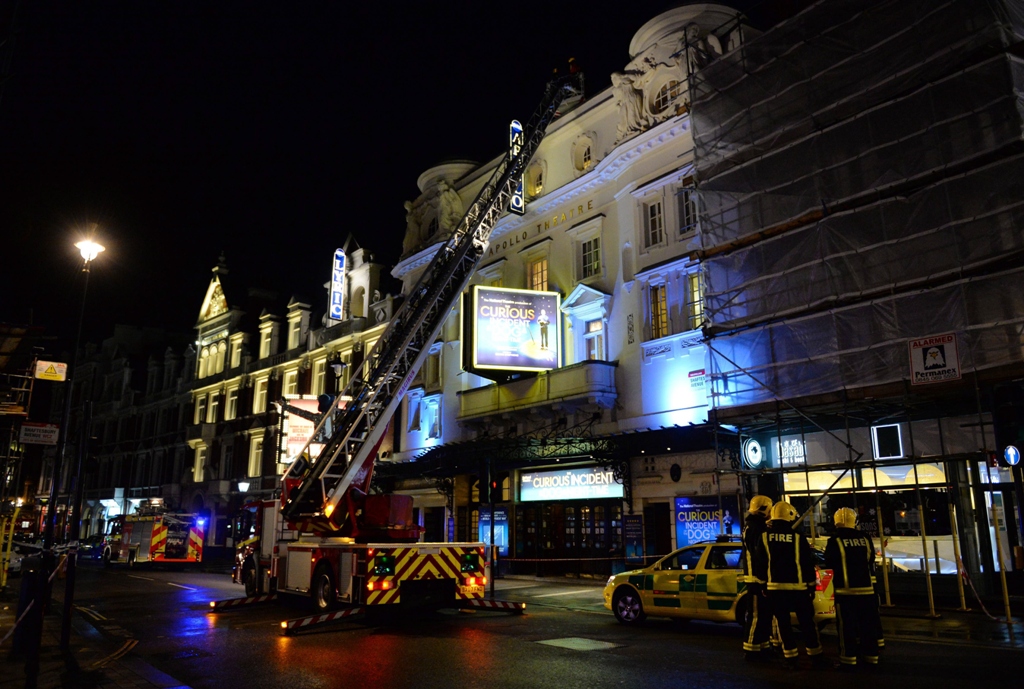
[
  {"xmin": 280, "ymin": 621, "xmax": 288, "ymax": 629},
  {"xmin": 367, "ymin": 548, "xmax": 374, "ymax": 557},
  {"xmin": 324, "ymin": 504, "xmax": 335, "ymax": 518},
  {"xmin": 464, "ymin": 576, "xmax": 487, "ymax": 586},
  {"xmin": 366, "ymin": 580, "xmax": 393, "ymax": 591},
  {"xmin": 209, "ymin": 601, "xmax": 216, "ymax": 608}
]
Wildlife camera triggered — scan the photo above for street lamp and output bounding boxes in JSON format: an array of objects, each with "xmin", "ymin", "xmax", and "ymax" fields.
[{"xmin": 36, "ymin": 232, "xmax": 104, "ymax": 656}]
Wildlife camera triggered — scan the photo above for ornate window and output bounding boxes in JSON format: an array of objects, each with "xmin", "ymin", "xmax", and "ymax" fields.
[
  {"xmin": 581, "ymin": 237, "xmax": 601, "ymax": 279},
  {"xmin": 194, "ymin": 395, "xmax": 207, "ymax": 425},
  {"xmin": 643, "ymin": 199, "xmax": 665, "ymax": 249},
  {"xmin": 282, "ymin": 370, "xmax": 298, "ymax": 396},
  {"xmin": 572, "ymin": 133, "xmax": 597, "ymax": 174},
  {"xmin": 650, "ymin": 284, "xmax": 670, "ymax": 340},
  {"xmin": 253, "ymin": 378, "xmax": 268, "ymax": 414},
  {"xmin": 527, "ymin": 162, "xmax": 545, "ymax": 197},
  {"xmin": 527, "ymin": 257, "xmax": 548, "ymax": 292},
  {"xmin": 584, "ymin": 320, "xmax": 605, "ymax": 361},
  {"xmin": 312, "ymin": 358, "xmax": 326, "ymax": 396},
  {"xmin": 653, "ymin": 80, "xmax": 682, "ymax": 114},
  {"xmin": 686, "ymin": 272, "xmax": 705, "ymax": 330},
  {"xmin": 207, "ymin": 393, "xmax": 219, "ymax": 423}
]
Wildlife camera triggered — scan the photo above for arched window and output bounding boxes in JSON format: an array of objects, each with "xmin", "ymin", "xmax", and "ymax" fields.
[
  {"xmin": 198, "ymin": 347, "xmax": 210, "ymax": 379},
  {"xmin": 653, "ymin": 80, "xmax": 682, "ymax": 114}
]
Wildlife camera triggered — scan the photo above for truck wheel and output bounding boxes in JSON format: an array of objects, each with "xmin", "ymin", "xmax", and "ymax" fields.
[
  {"xmin": 311, "ymin": 566, "xmax": 336, "ymax": 612},
  {"xmin": 243, "ymin": 560, "xmax": 262, "ymax": 597}
]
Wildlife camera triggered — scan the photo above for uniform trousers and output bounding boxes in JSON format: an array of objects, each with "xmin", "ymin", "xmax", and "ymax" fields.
[
  {"xmin": 835, "ymin": 593, "xmax": 881, "ymax": 665},
  {"xmin": 742, "ymin": 586, "xmax": 774, "ymax": 653},
  {"xmin": 767, "ymin": 589, "xmax": 822, "ymax": 659}
]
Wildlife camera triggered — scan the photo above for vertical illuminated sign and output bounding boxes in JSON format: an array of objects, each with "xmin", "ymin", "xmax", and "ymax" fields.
[
  {"xmin": 329, "ymin": 248, "xmax": 346, "ymax": 321},
  {"xmin": 509, "ymin": 120, "xmax": 525, "ymax": 215}
]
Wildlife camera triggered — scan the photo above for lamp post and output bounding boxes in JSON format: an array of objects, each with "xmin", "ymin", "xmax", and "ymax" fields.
[{"xmin": 35, "ymin": 235, "xmax": 103, "ymax": 661}]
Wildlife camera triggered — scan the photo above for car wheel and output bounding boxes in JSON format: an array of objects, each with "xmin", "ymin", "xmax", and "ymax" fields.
[
  {"xmin": 311, "ymin": 566, "xmax": 336, "ymax": 612},
  {"xmin": 612, "ymin": 587, "xmax": 646, "ymax": 625},
  {"xmin": 243, "ymin": 560, "xmax": 262, "ymax": 597}
]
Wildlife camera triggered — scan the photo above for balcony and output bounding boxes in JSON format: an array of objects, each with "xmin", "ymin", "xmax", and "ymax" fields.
[{"xmin": 457, "ymin": 360, "xmax": 617, "ymax": 423}]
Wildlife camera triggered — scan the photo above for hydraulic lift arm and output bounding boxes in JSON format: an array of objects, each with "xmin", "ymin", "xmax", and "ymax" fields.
[{"xmin": 281, "ymin": 74, "xmax": 584, "ymax": 531}]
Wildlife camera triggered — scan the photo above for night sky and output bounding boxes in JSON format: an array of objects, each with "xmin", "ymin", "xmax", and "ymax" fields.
[{"xmin": 0, "ymin": 1, "xmax": 777, "ymax": 351}]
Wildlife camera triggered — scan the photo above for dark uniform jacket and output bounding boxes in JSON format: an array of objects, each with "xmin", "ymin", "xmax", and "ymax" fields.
[
  {"xmin": 824, "ymin": 527, "xmax": 876, "ymax": 595},
  {"xmin": 741, "ymin": 512, "xmax": 768, "ymax": 586},
  {"xmin": 753, "ymin": 519, "xmax": 817, "ymax": 591}
]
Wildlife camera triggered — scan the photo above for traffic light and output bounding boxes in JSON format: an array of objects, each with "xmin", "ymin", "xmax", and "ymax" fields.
[{"xmin": 488, "ymin": 475, "xmax": 503, "ymax": 504}]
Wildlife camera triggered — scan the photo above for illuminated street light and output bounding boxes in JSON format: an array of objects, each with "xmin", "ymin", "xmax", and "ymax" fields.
[
  {"xmin": 74, "ymin": 239, "xmax": 105, "ymax": 263},
  {"xmin": 36, "ymin": 228, "xmax": 105, "ymax": 657}
]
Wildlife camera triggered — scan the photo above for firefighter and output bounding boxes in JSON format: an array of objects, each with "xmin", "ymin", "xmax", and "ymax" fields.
[
  {"xmin": 741, "ymin": 495, "xmax": 774, "ymax": 661},
  {"xmin": 754, "ymin": 500, "xmax": 826, "ymax": 669},
  {"xmin": 825, "ymin": 507, "xmax": 881, "ymax": 669}
]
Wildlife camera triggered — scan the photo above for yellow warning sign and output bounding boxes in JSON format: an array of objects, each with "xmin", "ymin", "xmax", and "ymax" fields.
[{"xmin": 34, "ymin": 360, "xmax": 68, "ymax": 382}]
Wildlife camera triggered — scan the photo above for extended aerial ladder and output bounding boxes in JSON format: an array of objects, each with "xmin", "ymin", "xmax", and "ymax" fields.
[{"xmin": 281, "ymin": 73, "xmax": 584, "ymax": 535}]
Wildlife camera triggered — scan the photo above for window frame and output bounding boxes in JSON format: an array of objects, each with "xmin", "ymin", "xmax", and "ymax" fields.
[
  {"xmin": 247, "ymin": 435, "xmax": 264, "ymax": 478},
  {"xmin": 649, "ymin": 282, "xmax": 670, "ymax": 340},
  {"xmin": 225, "ymin": 387, "xmax": 239, "ymax": 421},
  {"xmin": 253, "ymin": 377, "xmax": 269, "ymax": 414}
]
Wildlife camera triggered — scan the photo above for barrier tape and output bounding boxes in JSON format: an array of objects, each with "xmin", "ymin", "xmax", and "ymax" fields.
[
  {"xmin": 0, "ymin": 554, "xmax": 69, "ymax": 646},
  {"xmin": 280, "ymin": 606, "xmax": 366, "ymax": 634},
  {"xmin": 958, "ymin": 556, "xmax": 1001, "ymax": 622},
  {"xmin": 209, "ymin": 594, "xmax": 278, "ymax": 611}
]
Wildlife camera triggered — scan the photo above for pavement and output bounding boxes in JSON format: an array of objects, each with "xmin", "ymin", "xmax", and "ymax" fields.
[
  {"xmin": 0, "ymin": 582, "xmax": 191, "ymax": 689},
  {"xmin": 0, "ymin": 571, "xmax": 1020, "ymax": 689}
]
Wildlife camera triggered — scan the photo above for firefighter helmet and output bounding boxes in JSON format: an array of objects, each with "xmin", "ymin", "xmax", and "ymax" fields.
[
  {"xmin": 834, "ymin": 507, "xmax": 857, "ymax": 529},
  {"xmin": 748, "ymin": 495, "xmax": 773, "ymax": 516},
  {"xmin": 770, "ymin": 500, "xmax": 798, "ymax": 522}
]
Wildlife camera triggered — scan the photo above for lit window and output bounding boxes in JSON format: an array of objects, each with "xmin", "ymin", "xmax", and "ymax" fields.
[
  {"xmin": 193, "ymin": 446, "xmax": 207, "ymax": 482},
  {"xmin": 230, "ymin": 340, "xmax": 242, "ymax": 368},
  {"xmin": 584, "ymin": 320, "xmax": 604, "ymax": 361},
  {"xmin": 194, "ymin": 396, "xmax": 207, "ymax": 425},
  {"xmin": 248, "ymin": 436, "xmax": 264, "ymax": 478},
  {"xmin": 225, "ymin": 388, "xmax": 238, "ymax": 420},
  {"xmin": 259, "ymin": 330, "xmax": 272, "ymax": 359},
  {"xmin": 643, "ymin": 200, "xmax": 664, "ymax": 249},
  {"xmin": 198, "ymin": 348, "xmax": 210, "ymax": 379},
  {"xmin": 529, "ymin": 164, "xmax": 544, "ymax": 196},
  {"xmin": 582, "ymin": 145, "xmax": 592, "ymax": 170},
  {"xmin": 283, "ymin": 370, "xmax": 298, "ymax": 396},
  {"xmin": 313, "ymin": 359, "xmax": 326, "ymax": 396},
  {"xmin": 253, "ymin": 378, "xmax": 268, "ymax": 414},
  {"xmin": 581, "ymin": 237, "xmax": 601, "ymax": 279},
  {"xmin": 679, "ymin": 187, "xmax": 698, "ymax": 235},
  {"xmin": 288, "ymin": 319, "xmax": 302, "ymax": 350},
  {"xmin": 687, "ymin": 272, "xmax": 704, "ymax": 330},
  {"xmin": 424, "ymin": 396, "xmax": 442, "ymax": 440},
  {"xmin": 653, "ymin": 80, "xmax": 682, "ymax": 113},
  {"xmin": 872, "ymin": 424, "xmax": 903, "ymax": 459},
  {"xmin": 650, "ymin": 284, "xmax": 669, "ymax": 340},
  {"xmin": 527, "ymin": 258, "xmax": 548, "ymax": 292},
  {"xmin": 207, "ymin": 393, "xmax": 219, "ymax": 423}
]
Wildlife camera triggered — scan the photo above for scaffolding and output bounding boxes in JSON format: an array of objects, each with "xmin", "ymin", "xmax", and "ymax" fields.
[{"xmin": 686, "ymin": 0, "xmax": 1024, "ymax": 608}]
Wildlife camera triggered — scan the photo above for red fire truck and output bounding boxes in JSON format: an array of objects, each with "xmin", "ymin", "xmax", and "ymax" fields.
[
  {"xmin": 103, "ymin": 509, "xmax": 205, "ymax": 566},
  {"xmin": 230, "ymin": 73, "xmax": 584, "ymax": 613}
]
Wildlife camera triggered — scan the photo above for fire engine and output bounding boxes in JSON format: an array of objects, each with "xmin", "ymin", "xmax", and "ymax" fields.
[
  {"xmin": 103, "ymin": 508, "xmax": 205, "ymax": 567},
  {"xmin": 231, "ymin": 72, "xmax": 584, "ymax": 612}
]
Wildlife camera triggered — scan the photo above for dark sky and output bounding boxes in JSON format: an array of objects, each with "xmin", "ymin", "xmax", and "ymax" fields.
[{"xmin": 0, "ymin": 1, "xmax": 779, "ymax": 351}]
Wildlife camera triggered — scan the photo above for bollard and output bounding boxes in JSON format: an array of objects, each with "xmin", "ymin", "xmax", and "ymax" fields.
[{"xmin": 915, "ymin": 491, "xmax": 939, "ymax": 618}]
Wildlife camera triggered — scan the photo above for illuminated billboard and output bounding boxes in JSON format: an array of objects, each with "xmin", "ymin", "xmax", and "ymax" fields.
[
  {"xmin": 329, "ymin": 248, "xmax": 346, "ymax": 321},
  {"xmin": 469, "ymin": 286, "xmax": 560, "ymax": 372},
  {"xmin": 283, "ymin": 398, "xmax": 324, "ymax": 461},
  {"xmin": 520, "ymin": 467, "xmax": 623, "ymax": 502}
]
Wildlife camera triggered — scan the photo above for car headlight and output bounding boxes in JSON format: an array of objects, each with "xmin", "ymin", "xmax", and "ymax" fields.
[{"xmin": 606, "ymin": 575, "xmax": 616, "ymax": 587}]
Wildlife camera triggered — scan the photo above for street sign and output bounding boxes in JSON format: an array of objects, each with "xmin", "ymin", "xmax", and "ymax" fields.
[
  {"xmin": 908, "ymin": 333, "xmax": 961, "ymax": 385},
  {"xmin": 19, "ymin": 422, "xmax": 59, "ymax": 445},
  {"xmin": 1003, "ymin": 445, "xmax": 1020, "ymax": 467},
  {"xmin": 34, "ymin": 360, "xmax": 67, "ymax": 382}
]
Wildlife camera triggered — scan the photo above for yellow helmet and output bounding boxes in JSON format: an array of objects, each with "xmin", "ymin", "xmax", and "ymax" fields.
[
  {"xmin": 834, "ymin": 507, "xmax": 857, "ymax": 529},
  {"xmin": 770, "ymin": 500, "xmax": 798, "ymax": 522},
  {"xmin": 748, "ymin": 495, "xmax": 773, "ymax": 516}
]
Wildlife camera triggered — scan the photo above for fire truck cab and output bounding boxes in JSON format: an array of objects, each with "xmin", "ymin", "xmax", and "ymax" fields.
[{"xmin": 103, "ymin": 506, "xmax": 205, "ymax": 567}]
